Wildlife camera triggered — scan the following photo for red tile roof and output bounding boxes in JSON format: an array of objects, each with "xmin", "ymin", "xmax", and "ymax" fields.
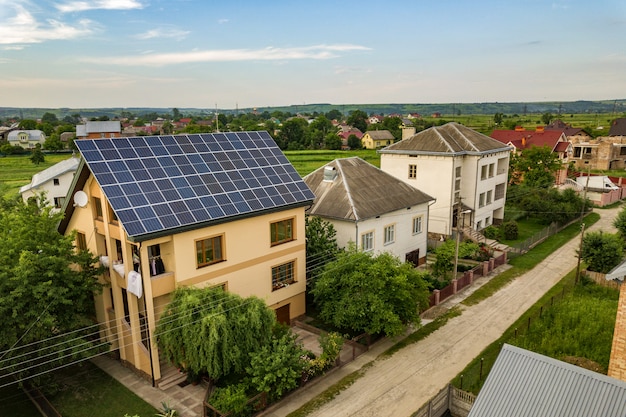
[{"xmin": 490, "ymin": 129, "xmax": 566, "ymax": 151}]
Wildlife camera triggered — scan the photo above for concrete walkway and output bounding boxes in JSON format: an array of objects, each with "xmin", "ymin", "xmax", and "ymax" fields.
[{"xmin": 95, "ymin": 207, "xmax": 619, "ymax": 417}]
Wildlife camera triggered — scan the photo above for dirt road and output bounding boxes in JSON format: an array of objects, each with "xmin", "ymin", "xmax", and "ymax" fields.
[{"xmin": 302, "ymin": 207, "xmax": 620, "ymax": 417}]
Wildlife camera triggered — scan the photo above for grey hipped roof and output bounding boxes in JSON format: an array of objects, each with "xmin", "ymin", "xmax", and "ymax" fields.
[
  {"xmin": 303, "ymin": 157, "xmax": 434, "ymax": 221},
  {"xmin": 379, "ymin": 122, "xmax": 511, "ymax": 155},
  {"xmin": 468, "ymin": 344, "xmax": 626, "ymax": 417},
  {"xmin": 364, "ymin": 129, "xmax": 395, "ymax": 140}
]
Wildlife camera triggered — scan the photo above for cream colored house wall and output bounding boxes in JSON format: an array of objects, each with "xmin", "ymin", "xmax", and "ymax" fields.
[{"xmin": 64, "ymin": 174, "xmax": 308, "ymax": 382}]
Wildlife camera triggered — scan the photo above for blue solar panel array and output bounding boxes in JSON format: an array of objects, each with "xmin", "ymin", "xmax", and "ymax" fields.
[{"xmin": 76, "ymin": 131, "xmax": 315, "ymax": 240}]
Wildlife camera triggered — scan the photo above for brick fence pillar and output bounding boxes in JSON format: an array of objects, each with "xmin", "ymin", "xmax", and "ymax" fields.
[
  {"xmin": 452, "ymin": 279, "xmax": 458, "ymax": 294},
  {"xmin": 503, "ymin": 251, "xmax": 507, "ymax": 264},
  {"xmin": 489, "ymin": 257, "xmax": 495, "ymax": 271},
  {"xmin": 433, "ymin": 289, "xmax": 440, "ymax": 306},
  {"xmin": 483, "ymin": 261, "xmax": 489, "ymax": 276},
  {"xmin": 468, "ymin": 270, "xmax": 474, "ymax": 285}
]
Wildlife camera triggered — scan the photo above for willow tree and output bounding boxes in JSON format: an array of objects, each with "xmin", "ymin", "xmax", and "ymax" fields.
[{"xmin": 155, "ymin": 286, "xmax": 275, "ymax": 382}]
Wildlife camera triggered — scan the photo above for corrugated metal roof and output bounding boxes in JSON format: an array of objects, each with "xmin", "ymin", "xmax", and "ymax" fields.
[
  {"xmin": 76, "ymin": 121, "xmax": 121, "ymax": 135},
  {"xmin": 7, "ymin": 130, "xmax": 44, "ymax": 141},
  {"xmin": 468, "ymin": 344, "xmax": 626, "ymax": 417},
  {"xmin": 379, "ymin": 122, "xmax": 510, "ymax": 155},
  {"xmin": 19, "ymin": 156, "xmax": 80, "ymax": 193},
  {"xmin": 303, "ymin": 157, "xmax": 434, "ymax": 221}
]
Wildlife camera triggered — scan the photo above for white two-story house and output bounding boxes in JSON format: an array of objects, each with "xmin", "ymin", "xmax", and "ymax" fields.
[
  {"xmin": 304, "ymin": 157, "xmax": 435, "ymax": 265},
  {"xmin": 379, "ymin": 122, "xmax": 511, "ymax": 237}
]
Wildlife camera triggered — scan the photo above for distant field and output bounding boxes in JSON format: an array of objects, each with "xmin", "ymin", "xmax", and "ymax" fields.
[
  {"xmin": 0, "ymin": 153, "xmax": 72, "ymax": 197},
  {"xmin": 285, "ymin": 149, "xmax": 379, "ymax": 176}
]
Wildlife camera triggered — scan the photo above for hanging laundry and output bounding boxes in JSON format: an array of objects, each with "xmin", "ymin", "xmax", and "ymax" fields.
[{"xmin": 128, "ymin": 270, "xmax": 143, "ymax": 298}]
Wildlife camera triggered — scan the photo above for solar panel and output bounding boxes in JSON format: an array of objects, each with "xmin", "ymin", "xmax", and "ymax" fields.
[{"xmin": 76, "ymin": 131, "xmax": 315, "ymax": 240}]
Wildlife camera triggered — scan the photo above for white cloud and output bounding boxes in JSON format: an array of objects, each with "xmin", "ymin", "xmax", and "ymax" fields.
[
  {"xmin": 135, "ymin": 28, "xmax": 190, "ymax": 41},
  {"xmin": 82, "ymin": 44, "xmax": 372, "ymax": 66},
  {"xmin": 56, "ymin": 0, "xmax": 144, "ymax": 13},
  {"xmin": 0, "ymin": 5, "xmax": 93, "ymax": 44},
  {"xmin": 218, "ymin": 18, "xmax": 229, "ymax": 24}
]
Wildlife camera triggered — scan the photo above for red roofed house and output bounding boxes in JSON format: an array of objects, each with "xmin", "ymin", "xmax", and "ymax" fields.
[{"xmin": 491, "ymin": 126, "xmax": 571, "ymax": 185}]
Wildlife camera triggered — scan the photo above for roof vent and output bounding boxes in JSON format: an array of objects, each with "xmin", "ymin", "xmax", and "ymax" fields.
[{"xmin": 323, "ymin": 166, "xmax": 337, "ymax": 182}]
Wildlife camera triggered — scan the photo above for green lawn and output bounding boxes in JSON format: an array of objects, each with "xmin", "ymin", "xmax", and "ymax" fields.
[
  {"xmin": 47, "ymin": 361, "xmax": 158, "ymax": 417},
  {"xmin": 285, "ymin": 149, "xmax": 379, "ymax": 176}
]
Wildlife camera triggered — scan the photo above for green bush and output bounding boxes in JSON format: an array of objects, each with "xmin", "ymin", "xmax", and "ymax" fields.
[
  {"xmin": 482, "ymin": 225, "xmax": 501, "ymax": 240},
  {"xmin": 503, "ymin": 221, "xmax": 519, "ymax": 240},
  {"xmin": 209, "ymin": 384, "xmax": 250, "ymax": 417}
]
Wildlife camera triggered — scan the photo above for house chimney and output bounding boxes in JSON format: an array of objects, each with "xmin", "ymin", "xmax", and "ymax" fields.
[
  {"xmin": 323, "ymin": 166, "xmax": 337, "ymax": 182},
  {"xmin": 535, "ymin": 126, "xmax": 545, "ymax": 133},
  {"xmin": 515, "ymin": 126, "xmax": 525, "ymax": 132},
  {"xmin": 522, "ymin": 137, "xmax": 526, "ymax": 147}
]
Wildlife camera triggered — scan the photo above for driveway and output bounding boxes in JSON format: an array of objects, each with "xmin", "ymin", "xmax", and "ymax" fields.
[{"xmin": 269, "ymin": 207, "xmax": 621, "ymax": 417}]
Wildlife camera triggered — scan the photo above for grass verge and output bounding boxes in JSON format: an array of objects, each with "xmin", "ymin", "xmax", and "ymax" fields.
[{"xmin": 462, "ymin": 213, "xmax": 600, "ymax": 306}]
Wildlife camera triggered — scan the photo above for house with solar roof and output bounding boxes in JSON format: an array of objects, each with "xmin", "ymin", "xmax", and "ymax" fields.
[
  {"xmin": 304, "ymin": 157, "xmax": 435, "ymax": 265},
  {"xmin": 58, "ymin": 131, "xmax": 315, "ymax": 383},
  {"xmin": 379, "ymin": 122, "xmax": 511, "ymax": 237}
]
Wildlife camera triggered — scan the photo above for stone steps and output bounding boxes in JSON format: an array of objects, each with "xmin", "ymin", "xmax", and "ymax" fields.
[{"xmin": 157, "ymin": 362, "xmax": 187, "ymax": 391}]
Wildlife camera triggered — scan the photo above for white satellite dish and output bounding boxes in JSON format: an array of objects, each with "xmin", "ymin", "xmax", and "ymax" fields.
[{"xmin": 73, "ymin": 191, "xmax": 88, "ymax": 208}]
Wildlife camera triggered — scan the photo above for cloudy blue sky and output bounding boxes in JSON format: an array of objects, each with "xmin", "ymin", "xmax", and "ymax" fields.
[{"xmin": 1, "ymin": 0, "xmax": 625, "ymax": 109}]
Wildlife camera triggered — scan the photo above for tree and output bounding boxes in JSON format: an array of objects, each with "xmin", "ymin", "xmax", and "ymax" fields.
[
  {"xmin": 325, "ymin": 109, "xmax": 343, "ymax": 121},
  {"xmin": 347, "ymin": 134, "xmax": 362, "ymax": 150},
  {"xmin": 380, "ymin": 116, "xmax": 403, "ymax": 140},
  {"xmin": 510, "ymin": 145, "xmax": 561, "ymax": 188},
  {"xmin": 305, "ymin": 216, "xmax": 340, "ymax": 282},
  {"xmin": 493, "ymin": 112, "xmax": 504, "ymax": 126},
  {"xmin": 541, "ymin": 112, "xmax": 554, "ymax": 125},
  {"xmin": 309, "ymin": 115, "xmax": 334, "ymax": 149},
  {"xmin": 247, "ymin": 329, "xmax": 307, "ymax": 400},
  {"xmin": 324, "ymin": 133, "xmax": 342, "ymax": 150},
  {"xmin": 613, "ymin": 206, "xmax": 626, "ymax": 239},
  {"xmin": 312, "ymin": 247, "xmax": 430, "ymax": 337},
  {"xmin": 43, "ymin": 134, "xmax": 64, "ymax": 152},
  {"xmin": 41, "ymin": 112, "xmax": 58, "ymax": 125},
  {"xmin": 0, "ymin": 195, "xmax": 104, "ymax": 387},
  {"xmin": 155, "ymin": 286, "xmax": 275, "ymax": 383},
  {"xmin": 275, "ymin": 118, "xmax": 309, "ymax": 150},
  {"xmin": 581, "ymin": 231, "xmax": 624, "ymax": 273},
  {"xmin": 346, "ymin": 110, "xmax": 368, "ymax": 133},
  {"xmin": 18, "ymin": 119, "xmax": 37, "ymax": 130},
  {"xmin": 172, "ymin": 107, "xmax": 181, "ymax": 121},
  {"xmin": 29, "ymin": 144, "xmax": 45, "ymax": 165}
]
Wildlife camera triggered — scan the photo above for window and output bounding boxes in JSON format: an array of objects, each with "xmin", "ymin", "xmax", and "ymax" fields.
[
  {"xmin": 495, "ymin": 183, "xmax": 505, "ymax": 200},
  {"xmin": 486, "ymin": 190, "xmax": 492, "ymax": 205},
  {"xmin": 93, "ymin": 197, "xmax": 103, "ymax": 219},
  {"xmin": 413, "ymin": 216, "xmax": 423, "ymax": 234},
  {"xmin": 574, "ymin": 147, "xmax": 582, "ymax": 158},
  {"xmin": 361, "ymin": 231, "xmax": 374, "ymax": 252},
  {"xmin": 476, "ymin": 220, "xmax": 482, "ymax": 230},
  {"xmin": 196, "ymin": 235, "xmax": 224, "ymax": 267},
  {"xmin": 620, "ymin": 147, "xmax": 626, "ymax": 156},
  {"xmin": 148, "ymin": 244, "xmax": 166, "ymax": 276},
  {"xmin": 76, "ymin": 232, "xmax": 87, "ymax": 251},
  {"xmin": 486, "ymin": 216, "xmax": 491, "ymax": 226},
  {"xmin": 270, "ymin": 218, "xmax": 294, "ymax": 246},
  {"xmin": 408, "ymin": 164, "xmax": 417, "ymax": 179},
  {"xmin": 488, "ymin": 163, "xmax": 495, "ymax": 178},
  {"xmin": 384, "ymin": 225, "xmax": 395, "ymax": 245},
  {"xmin": 455, "ymin": 166, "xmax": 461, "ymax": 178},
  {"xmin": 53, "ymin": 197, "xmax": 65, "ymax": 208},
  {"xmin": 272, "ymin": 261, "xmax": 295, "ymax": 290},
  {"xmin": 455, "ymin": 178, "xmax": 461, "ymax": 191},
  {"xmin": 481, "ymin": 165, "xmax": 488, "ymax": 180},
  {"xmin": 53, "ymin": 178, "xmax": 60, "ymax": 186},
  {"xmin": 479, "ymin": 193, "xmax": 485, "ymax": 208},
  {"xmin": 108, "ymin": 204, "xmax": 118, "ymax": 223}
]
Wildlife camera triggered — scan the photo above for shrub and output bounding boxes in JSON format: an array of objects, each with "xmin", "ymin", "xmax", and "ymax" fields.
[
  {"xmin": 209, "ymin": 384, "xmax": 250, "ymax": 417},
  {"xmin": 503, "ymin": 221, "xmax": 519, "ymax": 240},
  {"xmin": 482, "ymin": 225, "xmax": 501, "ymax": 240}
]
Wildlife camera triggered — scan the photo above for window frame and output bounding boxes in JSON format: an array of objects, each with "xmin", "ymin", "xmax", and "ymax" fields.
[
  {"xmin": 76, "ymin": 232, "xmax": 87, "ymax": 251},
  {"xmin": 53, "ymin": 178, "xmax": 60, "ymax": 186},
  {"xmin": 486, "ymin": 190, "xmax": 493, "ymax": 205},
  {"xmin": 93, "ymin": 197, "xmax": 103, "ymax": 219},
  {"xmin": 481, "ymin": 165, "xmax": 488, "ymax": 180},
  {"xmin": 272, "ymin": 260, "xmax": 296, "ymax": 291},
  {"xmin": 53, "ymin": 196, "xmax": 65, "ymax": 208},
  {"xmin": 196, "ymin": 235, "xmax": 225, "ymax": 268},
  {"xmin": 408, "ymin": 164, "xmax": 417, "ymax": 179},
  {"xmin": 361, "ymin": 231, "xmax": 374, "ymax": 252},
  {"xmin": 384, "ymin": 224, "xmax": 395, "ymax": 245},
  {"xmin": 479, "ymin": 192, "xmax": 485, "ymax": 208},
  {"xmin": 270, "ymin": 218, "xmax": 295, "ymax": 246},
  {"xmin": 412, "ymin": 216, "xmax": 423, "ymax": 235}
]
